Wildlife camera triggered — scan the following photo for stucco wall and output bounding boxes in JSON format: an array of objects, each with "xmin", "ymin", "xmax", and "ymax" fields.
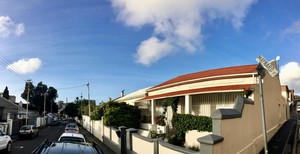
[{"xmin": 209, "ymin": 63, "xmax": 288, "ymax": 153}]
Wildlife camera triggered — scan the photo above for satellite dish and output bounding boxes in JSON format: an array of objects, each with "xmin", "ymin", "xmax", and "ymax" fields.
[{"xmin": 276, "ymin": 56, "xmax": 280, "ymax": 61}]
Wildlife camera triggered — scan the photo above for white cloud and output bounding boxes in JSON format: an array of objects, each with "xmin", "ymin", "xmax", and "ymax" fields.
[
  {"xmin": 0, "ymin": 16, "xmax": 25, "ymax": 38},
  {"xmin": 280, "ymin": 62, "xmax": 300, "ymax": 93},
  {"xmin": 7, "ymin": 58, "xmax": 42, "ymax": 74},
  {"xmin": 282, "ymin": 19, "xmax": 300, "ymax": 37},
  {"xmin": 110, "ymin": 0, "xmax": 256, "ymax": 66},
  {"xmin": 15, "ymin": 23, "xmax": 25, "ymax": 36},
  {"xmin": 135, "ymin": 37, "xmax": 174, "ymax": 66}
]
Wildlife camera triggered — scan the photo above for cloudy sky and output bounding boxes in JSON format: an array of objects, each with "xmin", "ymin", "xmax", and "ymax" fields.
[{"xmin": 0, "ymin": 0, "xmax": 299, "ymax": 103}]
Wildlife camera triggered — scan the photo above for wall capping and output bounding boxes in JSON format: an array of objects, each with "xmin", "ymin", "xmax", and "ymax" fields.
[
  {"xmin": 211, "ymin": 96, "xmax": 254, "ymax": 119},
  {"xmin": 197, "ymin": 134, "xmax": 224, "ymax": 145}
]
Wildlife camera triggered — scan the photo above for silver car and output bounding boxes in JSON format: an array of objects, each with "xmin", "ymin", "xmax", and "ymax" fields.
[
  {"xmin": 65, "ymin": 123, "xmax": 79, "ymax": 133},
  {"xmin": 19, "ymin": 125, "xmax": 39, "ymax": 139}
]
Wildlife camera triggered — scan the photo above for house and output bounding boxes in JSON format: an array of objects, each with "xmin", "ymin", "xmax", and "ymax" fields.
[
  {"xmin": 139, "ymin": 64, "xmax": 260, "ymax": 126},
  {"xmin": 115, "ymin": 87, "xmax": 150, "ymax": 106},
  {"xmin": 0, "ymin": 96, "xmax": 19, "ymax": 121},
  {"xmin": 137, "ymin": 61, "xmax": 289, "ymax": 153}
]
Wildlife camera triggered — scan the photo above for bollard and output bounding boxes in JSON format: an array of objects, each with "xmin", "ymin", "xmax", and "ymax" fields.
[{"xmin": 119, "ymin": 126, "xmax": 127, "ymax": 154}]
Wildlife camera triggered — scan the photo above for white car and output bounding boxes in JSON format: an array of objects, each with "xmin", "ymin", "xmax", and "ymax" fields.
[
  {"xmin": 297, "ymin": 105, "xmax": 300, "ymax": 112},
  {"xmin": 65, "ymin": 123, "xmax": 79, "ymax": 133},
  {"xmin": 58, "ymin": 132, "xmax": 86, "ymax": 143},
  {"xmin": 0, "ymin": 130, "xmax": 12, "ymax": 153}
]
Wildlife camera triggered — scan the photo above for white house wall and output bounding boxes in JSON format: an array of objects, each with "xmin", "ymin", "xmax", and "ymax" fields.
[{"xmin": 191, "ymin": 92, "xmax": 244, "ymax": 117}]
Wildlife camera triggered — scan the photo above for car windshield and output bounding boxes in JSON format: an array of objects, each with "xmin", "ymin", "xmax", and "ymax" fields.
[
  {"xmin": 21, "ymin": 126, "xmax": 31, "ymax": 130},
  {"xmin": 66, "ymin": 124, "xmax": 77, "ymax": 128},
  {"xmin": 59, "ymin": 137, "xmax": 84, "ymax": 142}
]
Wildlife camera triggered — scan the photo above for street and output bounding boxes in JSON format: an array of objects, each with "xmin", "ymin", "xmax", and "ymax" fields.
[{"xmin": 10, "ymin": 124, "xmax": 65, "ymax": 154}]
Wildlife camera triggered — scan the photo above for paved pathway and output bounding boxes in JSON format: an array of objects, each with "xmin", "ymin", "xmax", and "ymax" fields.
[
  {"xmin": 259, "ymin": 107, "xmax": 298, "ymax": 154},
  {"xmin": 79, "ymin": 125, "xmax": 116, "ymax": 154}
]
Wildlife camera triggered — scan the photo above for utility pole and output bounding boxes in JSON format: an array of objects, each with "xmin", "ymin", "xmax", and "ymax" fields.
[
  {"xmin": 87, "ymin": 82, "xmax": 91, "ymax": 117},
  {"xmin": 80, "ymin": 93, "xmax": 83, "ymax": 116},
  {"xmin": 26, "ymin": 79, "xmax": 32, "ymax": 125},
  {"xmin": 43, "ymin": 93, "xmax": 48, "ymax": 117}
]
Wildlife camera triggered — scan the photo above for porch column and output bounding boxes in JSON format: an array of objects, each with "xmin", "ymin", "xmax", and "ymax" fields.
[
  {"xmin": 151, "ymin": 99, "xmax": 156, "ymax": 125},
  {"xmin": 185, "ymin": 95, "xmax": 192, "ymax": 114}
]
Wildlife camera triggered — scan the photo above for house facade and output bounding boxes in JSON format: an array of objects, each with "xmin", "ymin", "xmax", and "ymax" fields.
[
  {"xmin": 139, "ymin": 64, "xmax": 260, "ymax": 126},
  {"xmin": 0, "ymin": 96, "xmax": 19, "ymax": 121},
  {"xmin": 136, "ymin": 61, "xmax": 289, "ymax": 153}
]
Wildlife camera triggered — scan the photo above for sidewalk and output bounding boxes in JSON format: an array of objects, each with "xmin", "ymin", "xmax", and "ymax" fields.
[
  {"xmin": 79, "ymin": 125, "xmax": 116, "ymax": 154},
  {"xmin": 259, "ymin": 109, "xmax": 298, "ymax": 154}
]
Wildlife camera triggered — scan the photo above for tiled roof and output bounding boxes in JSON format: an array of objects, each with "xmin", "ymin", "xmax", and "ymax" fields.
[
  {"xmin": 139, "ymin": 84, "xmax": 255, "ymax": 101},
  {"xmin": 149, "ymin": 64, "xmax": 258, "ymax": 91}
]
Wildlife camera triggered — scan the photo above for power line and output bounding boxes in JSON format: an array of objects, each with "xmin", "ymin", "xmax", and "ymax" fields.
[
  {"xmin": 0, "ymin": 50, "xmax": 28, "ymax": 82},
  {"xmin": 57, "ymin": 84, "xmax": 87, "ymax": 90}
]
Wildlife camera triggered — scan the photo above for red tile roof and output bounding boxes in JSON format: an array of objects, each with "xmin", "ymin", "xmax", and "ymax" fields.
[
  {"xmin": 139, "ymin": 84, "xmax": 255, "ymax": 101},
  {"xmin": 149, "ymin": 64, "xmax": 258, "ymax": 91}
]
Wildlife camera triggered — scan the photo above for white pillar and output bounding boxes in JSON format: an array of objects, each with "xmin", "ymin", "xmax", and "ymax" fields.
[
  {"xmin": 185, "ymin": 95, "xmax": 192, "ymax": 114},
  {"xmin": 151, "ymin": 100, "xmax": 156, "ymax": 125}
]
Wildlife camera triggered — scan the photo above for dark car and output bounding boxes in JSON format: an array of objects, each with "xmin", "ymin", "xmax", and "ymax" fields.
[{"xmin": 31, "ymin": 139, "xmax": 104, "ymax": 154}]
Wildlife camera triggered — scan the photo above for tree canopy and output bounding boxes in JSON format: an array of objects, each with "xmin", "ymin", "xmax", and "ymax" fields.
[
  {"xmin": 64, "ymin": 103, "xmax": 79, "ymax": 118},
  {"xmin": 2, "ymin": 86, "xmax": 9, "ymax": 100},
  {"xmin": 21, "ymin": 81, "xmax": 58, "ymax": 115}
]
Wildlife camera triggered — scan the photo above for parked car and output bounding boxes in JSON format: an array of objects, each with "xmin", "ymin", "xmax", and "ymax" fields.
[
  {"xmin": 49, "ymin": 120, "xmax": 59, "ymax": 126},
  {"xmin": 19, "ymin": 125, "xmax": 39, "ymax": 139},
  {"xmin": 297, "ymin": 105, "xmax": 300, "ymax": 112},
  {"xmin": 0, "ymin": 130, "xmax": 12, "ymax": 153},
  {"xmin": 32, "ymin": 139, "xmax": 104, "ymax": 154},
  {"xmin": 58, "ymin": 132, "xmax": 86, "ymax": 143},
  {"xmin": 65, "ymin": 123, "xmax": 79, "ymax": 133},
  {"xmin": 67, "ymin": 118, "xmax": 76, "ymax": 124}
]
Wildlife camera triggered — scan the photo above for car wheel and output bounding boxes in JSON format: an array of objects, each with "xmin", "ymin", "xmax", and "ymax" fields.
[{"xmin": 6, "ymin": 142, "xmax": 12, "ymax": 153}]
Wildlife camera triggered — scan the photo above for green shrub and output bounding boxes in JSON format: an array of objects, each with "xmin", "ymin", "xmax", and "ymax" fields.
[
  {"xmin": 188, "ymin": 146, "xmax": 199, "ymax": 151},
  {"xmin": 172, "ymin": 114, "xmax": 212, "ymax": 135},
  {"xmin": 170, "ymin": 114, "xmax": 212, "ymax": 146},
  {"xmin": 91, "ymin": 103, "xmax": 106, "ymax": 120},
  {"xmin": 103, "ymin": 101, "xmax": 141, "ymax": 128}
]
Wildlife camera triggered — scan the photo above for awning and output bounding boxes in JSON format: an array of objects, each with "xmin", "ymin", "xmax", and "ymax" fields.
[{"xmin": 137, "ymin": 84, "xmax": 256, "ymax": 102}]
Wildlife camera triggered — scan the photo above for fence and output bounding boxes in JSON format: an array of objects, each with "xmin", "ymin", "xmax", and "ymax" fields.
[
  {"xmin": 81, "ymin": 96, "xmax": 288, "ymax": 154},
  {"xmin": 81, "ymin": 115, "xmax": 199, "ymax": 154}
]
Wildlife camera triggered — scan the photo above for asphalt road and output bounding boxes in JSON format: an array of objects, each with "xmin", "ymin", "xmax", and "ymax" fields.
[{"xmin": 10, "ymin": 124, "xmax": 65, "ymax": 154}]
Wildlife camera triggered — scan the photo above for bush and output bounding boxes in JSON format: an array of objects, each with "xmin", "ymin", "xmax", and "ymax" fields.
[
  {"xmin": 103, "ymin": 101, "xmax": 141, "ymax": 128},
  {"xmin": 170, "ymin": 114, "xmax": 212, "ymax": 146},
  {"xmin": 91, "ymin": 103, "xmax": 106, "ymax": 120},
  {"xmin": 172, "ymin": 114, "xmax": 212, "ymax": 135}
]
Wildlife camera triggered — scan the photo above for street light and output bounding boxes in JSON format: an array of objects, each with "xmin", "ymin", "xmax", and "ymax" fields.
[{"xmin": 26, "ymin": 79, "xmax": 32, "ymax": 125}]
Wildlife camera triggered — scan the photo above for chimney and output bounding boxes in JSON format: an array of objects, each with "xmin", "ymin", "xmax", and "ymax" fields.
[
  {"xmin": 121, "ymin": 90, "xmax": 125, "ymax": 97},
  {"xmin": 290, "ymin": 89, "xmax": 295, "ymax": 101},
  {"xmin": 19, "ymin": 101, "xmax": 23, "ymax": 107}
]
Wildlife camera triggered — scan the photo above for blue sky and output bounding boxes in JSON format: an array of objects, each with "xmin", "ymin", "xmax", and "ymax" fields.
[{"xmin": 0, "ymin": 0, "xmax": 300, "ymax": 104}]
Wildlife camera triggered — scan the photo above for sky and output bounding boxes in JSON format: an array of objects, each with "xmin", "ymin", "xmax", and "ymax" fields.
[{"xmin": 0, "ymin": 0, "xmax": 300, "ymax": 104}]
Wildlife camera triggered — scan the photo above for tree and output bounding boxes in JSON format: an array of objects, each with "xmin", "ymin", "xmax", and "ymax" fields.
[
  {"xmin": 21, "ymin": 81, "xmax": 58, "ymax": 115},
  {"xmin": 64, "ymin": 103, "xmax": 79, "ymax": 118},
  {"xmin": 2, "ymin": 86, "xmax": 9, "ymax": 100},
  {"xmin": 103, "ymin": 101, "xmax": 141, "ymax": 128},
  {"xmin": 21, "ymin": 82, "xmax": 35, "ymax": 104}
]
